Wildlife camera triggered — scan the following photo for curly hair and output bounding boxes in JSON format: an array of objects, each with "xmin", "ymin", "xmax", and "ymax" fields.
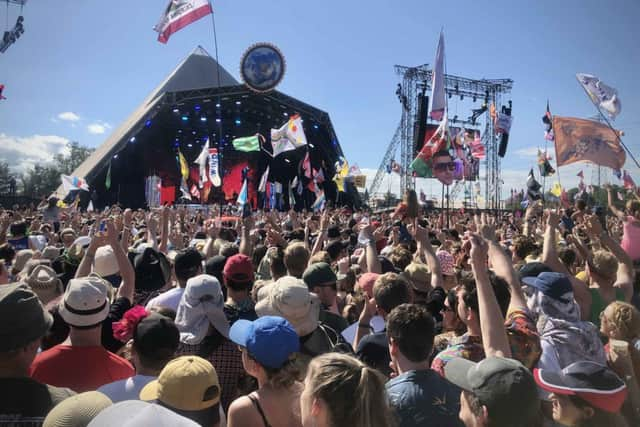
[{"xmin": 605, "ymin": 301, "xmax": 640, "ymax": 341}]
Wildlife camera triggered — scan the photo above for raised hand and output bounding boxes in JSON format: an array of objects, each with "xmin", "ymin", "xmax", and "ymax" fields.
[{"xmin": 469, "ymin": 232, "xmax": 489, "ymax": 267}]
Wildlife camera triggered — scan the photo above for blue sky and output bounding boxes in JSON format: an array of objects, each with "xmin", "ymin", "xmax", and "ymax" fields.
[{"xmin": 1, "ymin": 0, "xmax": 639, "ymax": 200}]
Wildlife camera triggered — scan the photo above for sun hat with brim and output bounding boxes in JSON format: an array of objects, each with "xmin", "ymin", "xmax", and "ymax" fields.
[
  {"xmin": 0, "ymin": 282, "xmax": 53, "ymax": 352},
  {"xmin": 43, "ymin": 391, "xmax": 112, "ymax": 427},
  {"xmin": 88, "ymin": 400, "xmax": 199, "ymax": 427},
  {"xmin": 444, "ymin": 356, "xmax": 539, "ymax": 426},
  {"xmin": 72, "ymin": 236, "xmax": 91, "ymax": 249},
  {"xmin": 12, "ymin": 249, "xmax": 34, "ymax": 274},
  {"xmin": 58, "ymin": 275, "xmax": 110, "ymax": 328},
  {"xmin": 140, "ymin": 356, "xmax": 220, "ymax": 412},
  {"xmin": 255, "ymin": 276, "xmax": 320, "ymax": 337},
  {"xmin": 25, "ymin": 264, "xmax": 63, "ymax": 305},
  {"xmin": 521, "ymin": 271, "xmax": 573, "ymax": 303},
  {"xmin": 534, "ymin": 361, "xmax": 628, "ymax": 413},
  {"xmin": 230, "ymin": 316, "xmax": 299, "ymax": 369}
]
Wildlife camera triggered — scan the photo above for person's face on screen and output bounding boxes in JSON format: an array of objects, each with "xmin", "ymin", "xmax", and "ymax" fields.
[{"xmin": 433, "ymin": 154, "xmax": 455, "ymax": 185}]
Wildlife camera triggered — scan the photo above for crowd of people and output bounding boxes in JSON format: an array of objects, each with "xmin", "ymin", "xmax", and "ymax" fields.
[{"xmin": 1, "ymin": 189, "xmax": 640, "ymax": 427}]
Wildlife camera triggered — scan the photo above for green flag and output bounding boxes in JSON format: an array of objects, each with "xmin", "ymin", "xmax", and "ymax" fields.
[
  {"xmin": 232, "ymin": 135, "xmax": 261, "ymax": 152},
  {"xmin": 105, "ymin": 162, "xmax": 111, "ymax": 190}
]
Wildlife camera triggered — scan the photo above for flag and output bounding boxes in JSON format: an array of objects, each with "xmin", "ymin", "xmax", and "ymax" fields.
[
  {"xmin": 537, "ymin": 149, "xmax": 555, "ymax": 177},
  {"xmin": 288, "ymin": 181, "xmax": 296, "ymax": 208},
  {"xmin": 617, "ymin": 191, "xmax": 625, "ymax": 201},
  {"xmin": 105, "ymin": 162, "xmax": 112, "ymax": 190},
  {"xmin": 410, "ymin": 113, "xmax": 449, "ymax": 177},
  {"xmin": 613, "ymin": 169, "xmax": 622, "ymax": 180},
  {"xmin": 623, "ymin": 170, "xmax": 636, "ymax": 189},
  {"xmin": 527, "ymin": 169, "xmax": 542, "ymax": 201},
  {"xmin": 311, "ymin": 189, "xmax": 325, "ymax": 212},
  {"xmin": 195, "ymin": 139, "xmax": 209, "ymax": 188},
  {"xmin": 470, "ymin": 131, "xmax": 485, "ymax": 159},
  {"xmin": 349, "ymin": 164, "xmax": 362, "ymax": 176},
  {"xmin": 577, "ymin": 170, "xmax": 584, "ymax": 179},
  {"xmin": 258, "ymin": 166, "xmax": 269, "ymax": 193},
  {"xmin": 61, "ymin": 175, "xmax": 89, "ymax": 193},
  {"xmin": 0, "ymin": 84, "xmax": 6, "ymax": 100},
  {"xmin": 232, "ymin": 135, "xmax": 262, "ymax": 152},
  {"xmin": 270, "ymin": 114, "xmax": 308, "ymax": 157},
  {"xmin": 576, "ymin": 73, "xmax": 621, "ymax": 119},
  {"xmin": 269, "ymin": 183, "xmax": 277, "ymax": 209},
  {"xmin": 391, "ymin": 160, "xmax": 402, "ymax": 174},
  {"xmin": 542, "ymin": 100, "xmax": 554, "ymax": 141},
  {"xmin": 296, "ymin": 178, "xmax": 303, "ymax": 195},
  {"xmin": 578, "ymin": 179, "xmax": 586, "ymax": 193},
  {"xmin": 180, "ymin": 178, "xmax": 192, "ymax": 200},
  {"xmin": 353, "ymin": 175, "xmax": 367, "ymax": 188},
  {"xmin": 553, "ymin": 116, "xmax": 625, "ymax": 170},
  {"xmin": 429, "ymin": 30, "xmax": 446, "ymax": 121},
  {"xmin": 495, "ymin": 113, "xmax": 513, "ymax": 134},
  {"xmin": 154, "ymin": 0, "xmax": 213, "ymax": 44},
  {"xmin": 208, "ymin": 146, "xmax": 221, "ymax": 187},
  {"xmin": 237, "ymin": 179, "xmax": 248, "ymax": 206},
  {"xmin": 333, "ymin": 158, "xmax": 349, "ymax": 192},
  {"xmin": 178, "ymin": 149, "xmax": 189, "ymax": 180},
  {"xmin": 560, "ymin": 189, "xmax": 570, "ymax": 208},
  {"xmin": 190, "ymin": 184, "xmax": 200, "ymax": 199},
  {"xmin": 87, "ymin": 201, "xmax": 94, "ymax": 212},
  {"xmin": 302, "ymin": 151, "xmax": 312, "ymax": 178},
  {"xmin": 313, "ymin": 168, "xmax": 325, "ymax": 184},
  {"xmin": 550, "ymin": 182, "xmax": 563, "ymax": 197}
]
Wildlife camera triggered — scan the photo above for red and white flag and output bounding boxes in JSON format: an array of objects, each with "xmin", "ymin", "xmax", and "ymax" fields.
[{"xmin": 154, "ymin": 0, "xmax": 213, "ymax": 44}]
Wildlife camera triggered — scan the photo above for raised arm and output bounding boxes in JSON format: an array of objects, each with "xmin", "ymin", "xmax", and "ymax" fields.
[
  {"xmin": 542, "ymin": 211, "xmax": 592, "ymax": 319},
  {"xmin": 106, "ymin": 220, "xmax": 135, "ymax": 303},
  {"xmin": 239, "ymin": 215, "xmax": 254, "ymax": 257},
  {"xmin": 478, "ymin": 214, "xmax": 527, "ymax": 311},
  {"xmin": 469, "ymin": 233, "xmax": 511, "ymax": 358},
  {"xmin": 158, "ymin": 207, "xmax": 169, "ymax": 254},
  {"xmin": 586, "ymin": 215, "xmax": 634, "ymax": 302},
  {"xmin": 411, "ymin": 220, "xmax": 443, "ymax": 289},
  {"xmin": 310, "ymin": 210, "xmax": 329, "ymax": 258}
]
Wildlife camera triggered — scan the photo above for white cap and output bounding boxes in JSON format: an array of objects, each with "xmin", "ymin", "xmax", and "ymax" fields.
[
  {"xmin": 88, "ymin": 400, "xmax": 199, "ymax": 427},
  {"xmin": 93, "ymin": 245, "xmax": 119, "ymax": 277}
]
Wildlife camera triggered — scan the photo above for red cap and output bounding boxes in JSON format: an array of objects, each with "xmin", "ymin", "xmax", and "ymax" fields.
[
  {"xmin": 358, "ymin": 273, "xmax": 379, "ymax": 299},
  {"xmin": 223, "ymin": 254, "xmax": 254, "ymax": 283}
]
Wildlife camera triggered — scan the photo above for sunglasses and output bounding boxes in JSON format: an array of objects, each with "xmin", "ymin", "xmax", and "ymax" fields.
[{"xmin": 433, "ymin": 161, "xmax": 456, "ymax": 172}]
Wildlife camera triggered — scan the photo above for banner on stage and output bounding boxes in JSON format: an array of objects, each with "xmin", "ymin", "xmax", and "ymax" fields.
[
  {"xmin": 154, "ymin": 0, "xmax": 213, "ymax": 44},
  {"xmin": 353, "ymin": 175, "xmax": 367, "ymax": 188}
]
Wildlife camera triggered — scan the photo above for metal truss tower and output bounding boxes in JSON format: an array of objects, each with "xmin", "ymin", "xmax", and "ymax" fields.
[{"xmin": 369, "ymin": 64, "xmax": 513, "ymax": 210}]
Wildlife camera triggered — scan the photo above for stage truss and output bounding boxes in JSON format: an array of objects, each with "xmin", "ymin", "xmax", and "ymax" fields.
[{"xmin": 368, "ymin": 64, "xmax": 513, "ymax": 210}]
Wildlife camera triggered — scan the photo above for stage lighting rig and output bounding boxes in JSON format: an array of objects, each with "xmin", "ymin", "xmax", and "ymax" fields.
[{"xmin": 0, "ymin": 15, "xmax": 25, "ymax": 54}]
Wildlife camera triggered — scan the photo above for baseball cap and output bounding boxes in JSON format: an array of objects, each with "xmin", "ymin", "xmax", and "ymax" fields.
[
  {"xmin": 0, "ymin": 282, "xmax": 53, "ymax": 352},
  {"xmin": 534, "ymin": 361, "xmax": 627, "ymax": 413},
  {"xmin": 43, "ymin": 391, "xmax": 112, "ymax": 427},
  {"xmin": 59, "ymin": 275, "xmax": 110, "ymax": 328},
  {"xmin": 223, "ymin": 254, "xmax": 254, "ymax": 283},
  {"xmin": 444, "ymin": 356, "xmax": 539, "ymax": 426},
  {"xmin": 255, "ymin": 275, "xmax": 320, "ymax": 336},
  {"xmin": 302, "ymin": 262, "xmax": 337, "ymax": 289},
  {"xmin": 134, "ymin": 313, "xmax": 180, "ymax": 358},
  {"xmin": 93, "ymin": 246, "xmax": 119, "ymax": 277},
  {"xmin": 518, "ymin": 262, "xmax": 553, "ymax": 279},
  {"xmin": 521, "ymin": 271, "xmax": 573, "ymax": 303},
  {"xmin": 229, "ymin": 316, "xmax": 300, "ymax": 369},
  {"xmin": 88, "ymin": 400, "xmax": 199, "ymax": 427},
  {"xmin": 140, "ymin": 356, "xmax": 220, "ymax": 426}
]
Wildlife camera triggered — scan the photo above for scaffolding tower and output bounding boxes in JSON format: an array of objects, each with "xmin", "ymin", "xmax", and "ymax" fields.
[{"xmin": 368, "ymin": 64, "xmax": 513, "ymax": 210}]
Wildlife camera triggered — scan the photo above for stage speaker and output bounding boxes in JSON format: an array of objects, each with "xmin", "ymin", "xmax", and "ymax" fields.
[
  {"xmin": 498, "ymin": 133, "xmax": 509, "ymax": 158},
  {"xmin": 414, "ymin": 94, "xmax": 429, "ymax": 156}
]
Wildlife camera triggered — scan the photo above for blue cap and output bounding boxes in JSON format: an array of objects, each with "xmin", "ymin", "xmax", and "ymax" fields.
[
  {"xmin": 229, "ymin": 316, "xmax": 299, "ymax": 369},
  {"xmin": 521, "ymin": 271, "xmax": 573, "ymax": 302}
]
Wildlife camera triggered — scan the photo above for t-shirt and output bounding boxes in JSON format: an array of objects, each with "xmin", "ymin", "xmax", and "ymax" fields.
[
  {"xmin": 145, "ymin": 287, "xmax": 185, "ymax": 312},
  {"xmin": 589, "ymin": 288, "xmax": 626, "ymax": 327},
  {"xmin": 0, "ymin": 377, "xmax": 74, "ymax": 424},
  {"xmin": 356, "ymin": 331, "xmax": 391, "ymax": 377},
  {"xmin": 30, "ymin": 345, "xmax": 135, "ymax": 392},
  {"xmin": 622, "ymin": 216, "xmax": 640, "ymax": 261},
  {"xmin": 97, "ymin": 374, "xmax": 155, "ymax": 403},
  {"xmin": 223, "ymin": 299, "xmax": 258, "ymax": 326},
  {"xmin": 319, "ymin": 309, "xmax": 348, "ymax": 334},
  {"xmin": 386, "ymin": 370, "xmax": 464, "ymax": 427}
]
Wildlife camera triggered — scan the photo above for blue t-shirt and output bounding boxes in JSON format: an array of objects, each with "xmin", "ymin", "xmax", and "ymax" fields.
[{"xmin": 386, "ymin": 369, "xmax": 464, "ymax": 427}]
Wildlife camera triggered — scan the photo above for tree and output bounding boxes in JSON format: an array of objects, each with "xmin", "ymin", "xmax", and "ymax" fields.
[{"xmin": 20, "ymin": 142, "xmax": 94, "ymax": 199}]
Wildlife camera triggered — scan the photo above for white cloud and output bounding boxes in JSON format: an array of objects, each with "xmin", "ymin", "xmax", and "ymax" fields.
[
  {"xmin": 514, "ymin": 147, "xmax": 540, "ymax": 158},
  {"xmin": 87, "ymin": 121, "xmax": 111, "ymax": 135},
  {"xmin": 0, "ymin": 133, "xmax": 70, "ymax": 173},
  {"xmin": 57, "ymin": 111, "xmax": 80, "ymax": 122}
]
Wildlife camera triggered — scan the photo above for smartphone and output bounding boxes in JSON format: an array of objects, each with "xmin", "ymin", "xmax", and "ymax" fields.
[{"xmin": 99, "ymin": 221, "xmax": 107, "ymax": 233}]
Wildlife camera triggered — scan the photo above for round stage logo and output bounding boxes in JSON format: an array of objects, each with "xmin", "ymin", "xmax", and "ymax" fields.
[{"xmin": 240, "ymin": 43, "xmax": 286, "ymax": 93}]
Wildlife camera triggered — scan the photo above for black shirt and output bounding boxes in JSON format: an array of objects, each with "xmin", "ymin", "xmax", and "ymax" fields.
[
  {"xmin": 356, "ymin": 330, "xmax": 391, "ymax": 376},
  {"xmin": 0, "ymin": 377, "xmax": 74, "ymax": 424}
]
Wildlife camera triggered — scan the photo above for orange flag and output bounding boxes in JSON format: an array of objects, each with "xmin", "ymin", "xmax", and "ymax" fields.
[{"xmin": 553, "ymin": 116, "xmax": 625, "ymax": 170}]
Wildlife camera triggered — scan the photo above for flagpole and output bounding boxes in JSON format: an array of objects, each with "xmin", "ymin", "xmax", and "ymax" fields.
[{"xmin": 577, "ymin": 83, "xmax": 640, "ymax": 169}]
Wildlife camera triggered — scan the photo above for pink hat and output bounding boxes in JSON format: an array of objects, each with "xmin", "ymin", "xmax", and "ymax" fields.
[
  {"xmin": 437, "ymin": 251, "xmax": 455, "ymax": 276},
  {"xmin": 357, "ymin": 273, "xmax": 379, "ymax": 299}
]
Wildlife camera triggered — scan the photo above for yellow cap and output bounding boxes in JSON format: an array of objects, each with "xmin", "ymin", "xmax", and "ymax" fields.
[{"xmin": 140, "ymin": 356, "xmax": 220, "ymax": 411}]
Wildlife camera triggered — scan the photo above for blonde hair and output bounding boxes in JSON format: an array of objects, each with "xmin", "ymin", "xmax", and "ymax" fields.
[
  {"xmin": 306, "ymin": 353, "xmax": 396, "ymax": 427},
  {"xmin": 592, "ymin": 250, "xmax": 618, "ymax": 278},
  {"xmin": 606, "ymin": 301, "xmax": 640, "ymax": 342},
  {"xmin": 309, "ymin": 251, "xmax": 332, "ymax": 265}
]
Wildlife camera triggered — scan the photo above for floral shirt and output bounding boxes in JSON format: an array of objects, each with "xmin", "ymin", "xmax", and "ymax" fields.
[{"xmin": 431, "ymin": 308, "xmax": 541, "ymax": 377}]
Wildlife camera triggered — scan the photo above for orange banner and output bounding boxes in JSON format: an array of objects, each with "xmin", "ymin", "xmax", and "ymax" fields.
[{"xmin": 553, "ymin": 116, "xmax": 625, "ymax": 169}]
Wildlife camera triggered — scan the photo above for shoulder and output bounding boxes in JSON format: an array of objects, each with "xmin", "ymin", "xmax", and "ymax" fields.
[
  {"xmin": 106, "ymin": 351, "xmax": 135, "ymax": 372},
  {"xmin": 228, "ymin": 395, "xmax": 260, "ymax": 426}
]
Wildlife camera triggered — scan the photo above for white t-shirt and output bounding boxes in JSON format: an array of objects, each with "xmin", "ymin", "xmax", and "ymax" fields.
[
  {"xmin": 146, "ymin": 287, "xmax": 185, "ymax": 312},
  {"xmin": 98, "ymin": 374, "xmax": 156, "ymax": 403}
]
